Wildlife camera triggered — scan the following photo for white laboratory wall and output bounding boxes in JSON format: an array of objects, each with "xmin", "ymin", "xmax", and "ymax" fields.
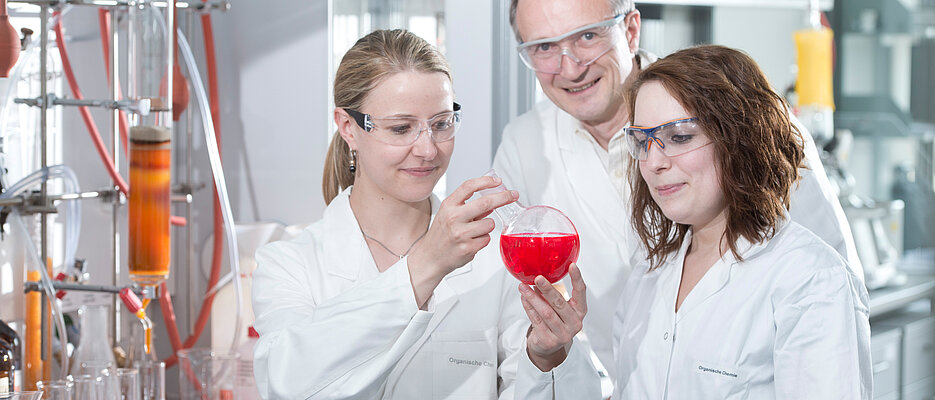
[
  {"xmin": 444, "ymin": 0, "xmax": 496, "ymax": 194},
  {"xmin": 214, "ymin": 0, "xmax": 331, "ymax": 225},
  {"xmin": 712, "ymin": 7, "xmax": 805, "ymax": 94}
]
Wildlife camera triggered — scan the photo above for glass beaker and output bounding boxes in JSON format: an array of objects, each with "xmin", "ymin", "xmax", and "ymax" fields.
[
  {"xmin": 115, "ymin": 369, "xmax": 139, "ymax": 400},
  {"xmin": 70, "ymin": 306, "xmax": 116, "ymax": 376},
  {"xmin": 176, "ymin": 349, "xmax": 238, "ymax": 400},
  {"xmin": 36, "ymin": 380, "xmax": 72, "ymax": 400},
  {"xmin": 128, "ymin": 126, "xmax": 172, "ymax": 285},
  {"xmin": 0, "ymin": 391, "xmax": 42, "ymax": 400},
  {"xmin": 69, "ymin": 375, "xmax": 100, "ymax": 400},
  {"xmin": 133, "ymin": 360, "xmax": 164, "ymax": 400},
  {"xmin": 78, "ymin": 362, "xmax": 117, "ymax": 400},
  {"xmin": 481, "ymin": 169, "xmax": 580, "ymax": 284}
]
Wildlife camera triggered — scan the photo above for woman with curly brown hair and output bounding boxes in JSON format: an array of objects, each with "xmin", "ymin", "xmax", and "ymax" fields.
[{"xmin": 611, "ymin": 45, "xmax": 871, "ymax": 399}]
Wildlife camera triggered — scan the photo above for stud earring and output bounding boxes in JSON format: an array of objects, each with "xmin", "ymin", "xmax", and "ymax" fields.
[{"xmin": 349, "ymin": 149, "xmax": 357, "ymax": 174}]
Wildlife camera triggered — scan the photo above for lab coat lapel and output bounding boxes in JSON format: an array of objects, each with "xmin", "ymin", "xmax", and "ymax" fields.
[
  {"xmin": 675, "ymin": 226, "xmax": 776, "ymax": 321},
  {"xmin": 554, "ymin": 110, "xmax": 627, "ymax": 240},
  {"xmin": 385, "ymin": 264, "xmax": 470, "ymax": 389},
  {"xmin": 384, "ymin": 195, "xmax": 470, "ymax": 386},
  {"xmin": 322, "ymin": 188, "xmax": 377, "ymax": 282}
]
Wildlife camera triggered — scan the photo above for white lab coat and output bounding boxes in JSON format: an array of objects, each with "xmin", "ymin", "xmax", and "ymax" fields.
[
  {"xmin": 492, "ymin": 99, "xmax": 863, "ymax": 377},
  {"xmin": 251, "ymin": 188, "xmax": 601, "ymax": 400},
  {"xmin": 611, "ymin": 219, "xmax": 872, "ymax": 399}
]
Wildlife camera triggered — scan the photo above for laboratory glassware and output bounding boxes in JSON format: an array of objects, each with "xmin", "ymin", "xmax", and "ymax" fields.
[
  {"xmin": 0, "ymin": 391, "xmax": 41, "ymax": 400},
  {"xmin": 133, "ymin": 360, "xmax": 164, "ymax": 400},
  {"xmin": 70, "ymin": 306, "xmax": 116, "ymax": 376},
  {"xmin": 116, "ymin": 369, "xmax": 139, "ymax": 400},
  {"xmin": 70, "ymin": 375, "xmax": 100, "ymax": 400},
  {"xmin": 480, "ymin": 170, "xmax": 580, "ymax": 284},
  {"xmin": 35, "ymin": 380, "xmax": 71, "ymax": 400},
  {"xmin": 0, "ymin": 340, "xmax": 12, "ymax": 394},
  {"xmin": 128, "ymin": 126, "xmax": 172, "ymax": 285},
  {"xmin": 177, "ymin": 349, "xmax": 238, "ymax": 400},
  {"xmin": 128, "ymin": 0, "xmax": 172, "ymax": 128}
]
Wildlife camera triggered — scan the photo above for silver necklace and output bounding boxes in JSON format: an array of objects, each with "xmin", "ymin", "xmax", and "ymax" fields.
[{"xmin": 361, "ymin": 225, "xmax": 429, "ymax": 259}]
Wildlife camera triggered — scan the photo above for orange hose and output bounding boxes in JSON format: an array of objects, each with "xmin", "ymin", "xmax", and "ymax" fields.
[
  {"xmin": 53, "ymin": 12, "xmax": 129, "ymax": 195},
  {"xmin": 96, "ymin": 8, "xmax": 129, "ymax": 155},
  {"xmin": 24, "ymin": 271, "xmax": 41, "ymax": 390},
  {"xmin": 158, "ymin": 281, "xmax": 183, "ymax": 352},
  {"xmin": 161, "ymin": 3, "xmax": 224, "ymax": 367}
]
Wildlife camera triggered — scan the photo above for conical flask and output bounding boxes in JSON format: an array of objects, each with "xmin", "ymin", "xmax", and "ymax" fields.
[
  {"xmin": 481, "ymin": 169, "xmax": 580, "ymax": 284},
  {"xmin": 70, "ymin": 305, "xmax": 116, "ymax": 375}
]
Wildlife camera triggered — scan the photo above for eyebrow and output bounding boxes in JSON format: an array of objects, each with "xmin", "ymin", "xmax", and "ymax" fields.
[{"xmin": 374, "ymin": 104, "xmax": 460, "ymax": 120}]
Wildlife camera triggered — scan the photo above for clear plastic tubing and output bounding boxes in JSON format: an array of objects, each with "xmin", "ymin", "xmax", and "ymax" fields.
[
  {"xmin": 176, "ymin": 27, "xmax": 243, "ymax": 352},
  {"xmin": 0, "ymin": 165, "xmax": 81, "ymax": 275}
]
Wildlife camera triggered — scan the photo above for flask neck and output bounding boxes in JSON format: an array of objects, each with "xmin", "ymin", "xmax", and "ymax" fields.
[{"xmin": 493, "ymin": 201, "xmax": 525, "ymax": 226}]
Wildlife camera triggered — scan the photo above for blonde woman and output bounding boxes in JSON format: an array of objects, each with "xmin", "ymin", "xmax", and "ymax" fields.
[{"xmin": 252, "ymin": 30, "xmax": 600, "ymax": 399}]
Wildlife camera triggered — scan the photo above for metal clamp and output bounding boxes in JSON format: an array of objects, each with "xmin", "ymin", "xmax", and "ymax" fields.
[{"xmin": 14, "ymin": 94, "xmax": 152, "ymax": 116}]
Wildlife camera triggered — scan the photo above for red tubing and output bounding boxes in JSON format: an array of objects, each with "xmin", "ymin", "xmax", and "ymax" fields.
[
  {"xmin": 53, "ymin": 12, "xmax": 130, "ymax": 195},
  {"xmin": 96, "ymin": 9, "xmax": 129, "ymax": 155},
  {"xmin": 160, "ymin": 2, "xmax": 224, "ymax": 368},
  {"xmin": 159, "ymin": 281, "xmax": 183, "ymax": 352}
]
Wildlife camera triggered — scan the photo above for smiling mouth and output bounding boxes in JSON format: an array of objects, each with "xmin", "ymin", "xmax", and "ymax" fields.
[
  {"xmin": 656, "ymin": 183, "xmax": 684, "ymax": 195},
  {"xmin": 566, "ymin": 78, "xmax": 599, "ymax": 93},
  {"xmin": 403, "ymin": 167, "xmax": 436, "ymax": 175}
]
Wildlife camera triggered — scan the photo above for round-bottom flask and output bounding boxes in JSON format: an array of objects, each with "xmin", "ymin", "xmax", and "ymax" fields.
[{"xmin": 481, "ymin": 170, "xmax": 579, "ymax": 284}]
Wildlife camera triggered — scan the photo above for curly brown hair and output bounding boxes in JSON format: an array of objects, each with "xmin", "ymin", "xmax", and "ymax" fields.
[{"xmin": 626, "ymin": 45, "xmax": 806, "ymax": 269}]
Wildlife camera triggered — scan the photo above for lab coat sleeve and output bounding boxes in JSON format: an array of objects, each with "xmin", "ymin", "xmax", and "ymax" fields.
[
  {"xmin": 252, "ymin": 243, "xmax": 432, "ymax": 400},
  {"xmin": 512, "ymin": 336, "xmax": 602, "ymax": 399},
  {"xmin": 788, "ymin": 116, "xmax": 864, "ymax": 279},
  {"xmin": 492, "ymin": 257, "xmax": 602, "ymax": 399},
  {"xmin": 771, "ymin": 245, "xmax": 872, "ymax": 400},
  {"xmin": 493, "ymin": 267, "xmax": 527, "ymax": 400}
]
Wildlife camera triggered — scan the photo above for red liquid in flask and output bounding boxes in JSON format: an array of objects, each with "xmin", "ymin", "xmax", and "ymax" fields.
[{"xmin": 500, "ymin": 232, "xmax": 580, "ymax": 284}]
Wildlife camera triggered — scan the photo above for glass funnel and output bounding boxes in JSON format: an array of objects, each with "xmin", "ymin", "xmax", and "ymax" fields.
[{"xmin": 481, "ymin": 170, "xmax": 580, "ymax": 284}]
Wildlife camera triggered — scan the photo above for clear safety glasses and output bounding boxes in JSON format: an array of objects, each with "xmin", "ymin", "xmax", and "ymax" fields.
[
  {"xmin": 624, "ymin": 117, "xmax": 712, "ymax": 161},
  {"xmin": 344, "ymin": 103, "xmax": 462, "ymax": 146},
  {"xmin": 516, "ymin": 13, "xmax": 628, "ymax": 74}
]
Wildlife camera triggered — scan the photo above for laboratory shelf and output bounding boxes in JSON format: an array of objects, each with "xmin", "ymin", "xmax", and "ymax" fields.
[{"xmin": 869, "ymin": 274, "xmax": 935, "ymax": 319}]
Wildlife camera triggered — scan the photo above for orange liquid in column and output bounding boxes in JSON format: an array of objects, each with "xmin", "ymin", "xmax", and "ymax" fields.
[{"xmin": 128, "ymin": 140, "xmax": 172, "ymax": 284}]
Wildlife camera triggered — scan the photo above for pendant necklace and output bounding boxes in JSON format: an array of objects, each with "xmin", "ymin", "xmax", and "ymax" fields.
[{"xmin": 361, "ymin": 225, "xmax": 430, "ymax": 259}]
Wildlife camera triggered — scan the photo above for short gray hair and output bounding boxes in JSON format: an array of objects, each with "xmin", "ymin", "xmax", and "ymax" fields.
[{"xmin": 508, "ymin": 0, "xmax": 635, "ymax": 42}]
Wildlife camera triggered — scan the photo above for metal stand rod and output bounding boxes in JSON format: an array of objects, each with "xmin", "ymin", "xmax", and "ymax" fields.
[
  {"xmin": 109, "ymin": 3, "xmax": 121, "ymax": 348},
  {"xmin": 14, "ymin": 94, "xmax": 151, "ymax": 115},
  {"xmin": 8, "ymin": 0, "xmax": 230, "ymax": 11},
  {"xmin": 0, "ymin": 190, "xmax": 190, "ymax": 210},
  {"xmin": 38, "ymin": 2, "xmax": 50, "ymax": 371},
  {"xmin": 25, "ymin": 281, "xmax": 134, "ymax": 295}
]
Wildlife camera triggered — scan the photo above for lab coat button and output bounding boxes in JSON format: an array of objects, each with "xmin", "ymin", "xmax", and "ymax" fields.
[{"xmin": 663, "ymin": 332, "xmax": 668, "ymax": 340}]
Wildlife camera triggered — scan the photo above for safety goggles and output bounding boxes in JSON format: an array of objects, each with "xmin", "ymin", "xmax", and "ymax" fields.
[
  {"xmin": 516, "ymin": 13, "xmax": 628, "ymax": 74},
  {"xmin": 344, "ymin": 103, "xmax": 462, "ymax": 146},
  {"xmin": 624, "ymin": 117, "xmax": 711, "ymax": 160}
]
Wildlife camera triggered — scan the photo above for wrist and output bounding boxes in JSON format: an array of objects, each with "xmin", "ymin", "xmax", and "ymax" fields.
[{"xmin": 526, "ymin": 344, "xmax": 569, "ymax": 372}]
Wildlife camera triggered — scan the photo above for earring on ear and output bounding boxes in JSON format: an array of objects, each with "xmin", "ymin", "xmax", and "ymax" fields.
[{"xmin": 349, "ymin": 149, "xmax": 357, "ymax": 174}]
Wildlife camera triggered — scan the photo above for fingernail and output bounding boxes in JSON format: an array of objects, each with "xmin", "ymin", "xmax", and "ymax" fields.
[
  {"xmin": 492, "ymin": 176, "xmax": 501, "ymax": 184},
  {"xmin": 511, "ymin": 190, "xmax": 519, "ymax": 199}
]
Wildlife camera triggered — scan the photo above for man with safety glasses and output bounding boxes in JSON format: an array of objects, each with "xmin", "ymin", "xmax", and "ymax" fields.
[{"xmin": 492, "ymin": 0, "xmax": 863, "ymax": 387}]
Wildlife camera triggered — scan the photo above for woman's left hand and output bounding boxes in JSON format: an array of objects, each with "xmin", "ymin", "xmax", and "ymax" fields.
[{"xmin": 519, "ymin": 263, "xmax": 587, "ymax": 372}]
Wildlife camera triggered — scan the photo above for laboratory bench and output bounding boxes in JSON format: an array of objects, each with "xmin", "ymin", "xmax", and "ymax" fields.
[{"xmin": 869, "ymin": 273, "xmax": 935, "ymax": 400}]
